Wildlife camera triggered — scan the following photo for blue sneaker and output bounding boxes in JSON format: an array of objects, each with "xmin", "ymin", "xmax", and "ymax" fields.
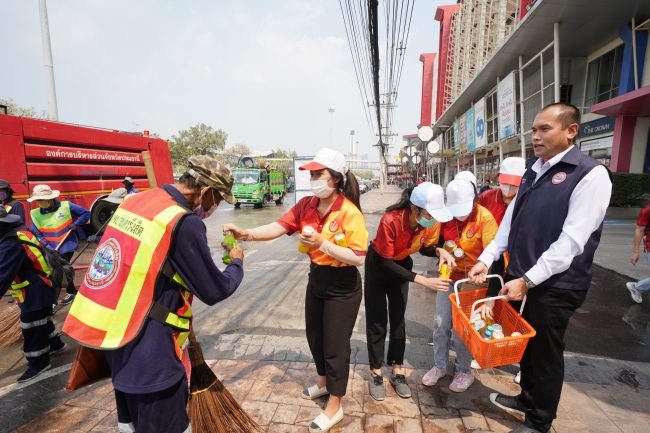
[{"xmin": 17, "ymin": 364, "xmax": 51, "ymax": 383}]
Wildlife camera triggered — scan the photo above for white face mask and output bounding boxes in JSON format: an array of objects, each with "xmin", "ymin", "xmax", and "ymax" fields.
[
  {"xmin": 310, "ymin": 179, "xmax": 335, "ymax": 198},
  {"xmin": 499, "ymin": 184, "xmax": 518, "ymax": 198}
]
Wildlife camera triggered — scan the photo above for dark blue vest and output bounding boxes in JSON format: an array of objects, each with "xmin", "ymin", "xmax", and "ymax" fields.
[{"xmin": 507, "ymin": 146, "xmax": 607, "ymax": 290}]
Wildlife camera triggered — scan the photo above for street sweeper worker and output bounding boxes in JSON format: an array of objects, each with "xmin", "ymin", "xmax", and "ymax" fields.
[
  {"xmin": 27, "ymin": 184, "xmax": 91, "ymax": 306},
  {"xmin": 63, "ymin": 156, "xmax": 244, "ymax": 433},
  {"xmin": 0, "ymin": 207, "xmax": 66, "ymax": 383},
  {"xmin": 0, "ymin": 179, "xmax": 26, "ymax": 223}
]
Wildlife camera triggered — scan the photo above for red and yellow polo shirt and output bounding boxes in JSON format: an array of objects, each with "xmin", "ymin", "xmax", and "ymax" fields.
[
  {"xmin": 441, "ymin": 204, "xmax": 497, "ymax": 281},
  {"xmin": 371, "ymin": 209, "xmax": 440, "ymax": 261},
  {"xmin": 277, "ymin": 194, "xmax": 368, "ymax": 267},
  {"xmin": 477, "ymin": 188, "xmax": 507, "ymax": 225}
]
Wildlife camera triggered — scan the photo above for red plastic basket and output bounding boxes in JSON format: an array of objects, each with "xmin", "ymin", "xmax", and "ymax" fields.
[{"xmin": 449, "ymin": 276, "xmax": 536, "ymax": 369}]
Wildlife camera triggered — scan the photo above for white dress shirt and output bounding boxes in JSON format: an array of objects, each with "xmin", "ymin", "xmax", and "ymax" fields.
[{"xmin": 478, "ymin": 145, "xmax": 612, "ymax": 285}]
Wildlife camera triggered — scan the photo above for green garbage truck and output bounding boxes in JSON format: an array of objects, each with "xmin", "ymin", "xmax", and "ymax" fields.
[{"xmin": 231, "ymin": 168, "xmax": 287, "ymax": 208}]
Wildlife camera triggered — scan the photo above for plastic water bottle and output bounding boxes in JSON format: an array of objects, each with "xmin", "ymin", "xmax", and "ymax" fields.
[
  {"xmin": 298, "ymin": 226, "xmax": 315, "ymax": 253},
  {"xmin": 223, "ymin": 231, "xmax": 237, "ymax": 264}
]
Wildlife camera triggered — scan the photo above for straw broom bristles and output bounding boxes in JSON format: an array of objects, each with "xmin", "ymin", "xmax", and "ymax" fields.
[
  {"xmin": 0, "ymin": 305, "xmax": 22, "ymax": 348},
  {"xmin": 187, "ymin": 331, "xmax": 263, "ymax": 433}
]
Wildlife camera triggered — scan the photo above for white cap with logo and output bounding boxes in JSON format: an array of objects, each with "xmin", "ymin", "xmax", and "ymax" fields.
[
  {"xmin": 454, "ymin": 171, "xmax": 477, "ymax": 188},
  {"xmin": 410, "ymin": 182, "xmax": 453, "ymax": 223},
  {"xmin": 299, "ymin": 148, "xmax": 349, "ymax": 175},
  {"xmin": 446, "ymin": 179, "xmax": 476, "ymax": 217}
]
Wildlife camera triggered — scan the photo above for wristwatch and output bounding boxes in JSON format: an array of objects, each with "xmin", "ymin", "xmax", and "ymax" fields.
[{"xmin": 522, "ymin": 274, "xmax": 536, "ymax": 289}]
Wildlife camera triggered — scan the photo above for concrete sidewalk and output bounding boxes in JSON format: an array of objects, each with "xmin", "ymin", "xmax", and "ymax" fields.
[{"xmin": 3, "ymin": 186, "xmax": 650, "ymax": 433}]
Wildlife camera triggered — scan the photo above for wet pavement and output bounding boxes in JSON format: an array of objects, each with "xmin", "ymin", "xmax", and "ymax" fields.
[{"xmin": 1, "ymin": 186, "xmax": 650, "ymax": 432}]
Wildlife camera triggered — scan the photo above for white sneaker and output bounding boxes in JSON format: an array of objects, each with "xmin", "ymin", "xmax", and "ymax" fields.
[
  {"xmin": 626, "ymin": 282, "xmax": 643, "ymax": 304},
  {"xmin": 449, "ymin": 372, "xmax": 475, "ymax": 392},
  {"xmin": 309, "ymin": 407, "xmax": 343, "ymax": 433},
  {"xmin": 422, "ymin": 366, "xmax": 447, "ymax": 386},
  {"xmin": 470, "ymin": 359, "xmax": 481, "ymax": 369}
]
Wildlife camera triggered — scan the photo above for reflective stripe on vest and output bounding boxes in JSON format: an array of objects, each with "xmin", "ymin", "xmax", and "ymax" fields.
[
  {"xmin": 63, "ymin": 188, "xmax": 191, "ymax": 349},
  {"xmin": 30, "ymin": 201, "xmax": 73, "ymax": 246},
  {"xmin": 10, "ymin": 230, "xmax": 53, "ymax": 303}
]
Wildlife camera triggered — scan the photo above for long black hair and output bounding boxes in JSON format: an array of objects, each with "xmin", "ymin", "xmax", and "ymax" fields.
[
  {"xmin": 385, "ymin": 186, "xmax": 415, "ymax": 213},
  {"xmin": 327, "ymin": 169, "xmax": 361, "ymax": 211}
]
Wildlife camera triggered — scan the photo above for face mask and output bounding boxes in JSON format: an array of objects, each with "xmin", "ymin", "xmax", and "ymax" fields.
[
  {"xmin": 38, "ymin": 200, "xmax": 51, "ymax": 209},
  {"xmin": 310, "ymin": 179, "xmax": 335, "ymax": 198},
  {"xmin": 417, "ymin": 216, "xmax": 437, "ymax": 228},
  {"xmin": 499, "ymin": 184, "xmax": 518, "ymax": 198},
  {"xmin": 194, "ymin": 189, "xmax": 218, "ymax": 219},
  {"xmin": 0, "ymin": 191, "xmax": 7, "ymax": 201}
]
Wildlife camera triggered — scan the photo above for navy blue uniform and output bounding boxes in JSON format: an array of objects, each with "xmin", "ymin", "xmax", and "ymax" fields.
[
  {"xmin": 104, "ymin": 185, "xmax": 244, "ymax": 433},
  {"xmin": 2, "ymin": 198, "xmax": 26, "ymax": 223}
]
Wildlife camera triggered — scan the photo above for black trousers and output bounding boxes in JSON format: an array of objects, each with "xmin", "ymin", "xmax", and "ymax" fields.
[
  {"xmin": 516, "ymin": 285, "xmax": 587, "ymax": 433},
  {"xmin": 305, "ymin": 264, "xmax": 361, "ymax": 397},
  {"xmin": 115, "ymin": 377, "xmax": 189, "ymax": 433},
  {"xmin": 20, "ymin": 306, "xmax": 63, "ymax": 368},
  {"xmin": 59, "ymin": 251, "xmax": 77, "ymax": 295},
  {"xmin": 364, "ymin": 248, "xmax": 412, "ymax": 370}
]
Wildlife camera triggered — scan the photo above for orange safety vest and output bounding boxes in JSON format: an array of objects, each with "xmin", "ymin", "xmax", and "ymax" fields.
[
  {"xmin": 10, "ymin": 230, "xmax": 53, "ymax": 303},
  {"xmin": 63, "ymin": 188, "xmax": 193, "ymax": 357}
]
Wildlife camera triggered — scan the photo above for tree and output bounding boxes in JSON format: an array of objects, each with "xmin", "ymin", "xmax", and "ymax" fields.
[
  {"xmin": 0, "ymin": 98, "xmax": 46, "ymax": 119},
  {"xmin": 168, "ymin": 123, "xmax": 228, "ymax": 172},
  {"xmin": 268, "ymin": 148, "xmax": 298, "ymax": 159},
  {"xmin": 218, "ymin": 143, "xmax": 252, "ymax": 167}
]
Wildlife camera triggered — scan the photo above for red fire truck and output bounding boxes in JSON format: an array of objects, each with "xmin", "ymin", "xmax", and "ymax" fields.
[{"xmin": 0, "ymin": 113, "xmax": 174, "ymax": 233}]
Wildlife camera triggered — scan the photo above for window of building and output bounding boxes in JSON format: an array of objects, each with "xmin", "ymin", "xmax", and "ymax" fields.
[{"xmin": 584, "ymin": 45, "xmax": 624, "ymax": 109}]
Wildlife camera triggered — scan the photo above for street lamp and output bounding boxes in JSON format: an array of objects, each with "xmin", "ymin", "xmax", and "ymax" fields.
[{"xmin": 328, "ymin": 108, "xmax": 335, "ymax": 147}]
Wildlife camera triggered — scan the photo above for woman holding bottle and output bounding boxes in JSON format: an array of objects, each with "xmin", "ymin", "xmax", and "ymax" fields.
[
  {"xmin": 422, "ymin": 177, "xmax": 498, "ymax": 393},
  {"xmin": 364, "ymin": 182, "xmax": 456, "ymax": 401},
  {"xmin": 223, "ymin": 148, "xmax": 366, "ymax": 433}
]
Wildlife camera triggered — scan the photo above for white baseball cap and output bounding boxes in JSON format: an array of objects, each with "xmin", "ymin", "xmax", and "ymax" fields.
[
  {"xmin": 446, "ymin": 179, "xmax": 476, "ymax": 217},
  {"xmin": 27, "ymin": 184, "xmax": 60, "ymax": 202},
  {"xmin": 299, "ymin": 148, "xmax": 348, "ymax": 175},
  {"xmin": 498, "ymin": 157, "xmax": 526, "ymax": 186},
  {"xmin": 410, "ymin": 182, "xmax": 453, "ymax": 223},
  {"xmin": 454, "ymin": 171, "xmax": 477, "ymax": 188}
]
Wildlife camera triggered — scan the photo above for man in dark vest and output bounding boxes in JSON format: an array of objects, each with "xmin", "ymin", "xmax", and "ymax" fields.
[
  {"xmin": 0, "ymin": 179, "xmax": 25, "ymax": 223},
  {"xmin": 468, "ymin": 103, "xmax": 612, "ymax": 433}
]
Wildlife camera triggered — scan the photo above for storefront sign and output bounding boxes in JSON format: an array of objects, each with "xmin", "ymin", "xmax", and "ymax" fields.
[
  {"xmin": 459, "ymin": 113, "xmax": 467, "ymax": 153},
  {"xmin": 497, "ymin": 72, "xmax": 516, "ymax": 139},
  {"xmin": 466, "ymin": 106, "xmax": 475, "ymax": 152},
  {"xmin": 580, "ymin": 135, "xmax": 613, "ymax": 151},
  {"xmin": 453, "ymin": 119, "xmax": 460, "ymax": 156},
  {"xmin": 474, "ymin": 98, "xmax": 486, "ymax": 149},
  {"xmin": 578, "ymin": 117, "xmax": 615, "ymax": 138}
]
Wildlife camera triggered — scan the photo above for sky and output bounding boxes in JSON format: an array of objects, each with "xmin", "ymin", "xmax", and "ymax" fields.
[{"xmin": 1, "ymin": 0, "xmax": 446, "ymax": 160}]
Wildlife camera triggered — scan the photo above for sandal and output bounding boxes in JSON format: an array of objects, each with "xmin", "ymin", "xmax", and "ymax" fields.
[
  {"xmin": 308, "ymin": 407, "xmax": 344, "ymax": 432},
  {"xmin": 301, "ymin": 384, "xmax": 329, "ymax": 400}
]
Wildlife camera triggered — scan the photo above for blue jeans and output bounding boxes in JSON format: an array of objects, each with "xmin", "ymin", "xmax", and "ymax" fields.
[
  {"xmin": 432, "ymin": 283, "xmax": 471, "ymax": 374},
  {"xmin": 636, "ymin": 253, "xmax": 650, "ymax": 293}
]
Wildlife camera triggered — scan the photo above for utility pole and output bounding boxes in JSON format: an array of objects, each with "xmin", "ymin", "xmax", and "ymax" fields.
[{"xmin": 38, "ymin": 0, "xmax": 59, "ymax": 121}]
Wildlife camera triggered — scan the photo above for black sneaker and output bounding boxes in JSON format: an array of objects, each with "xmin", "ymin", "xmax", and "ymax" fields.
[
  {"xmin": 50, "ymin": 340, "xmax": 66, "ymax": 355},
  {"xmin": 61, "ymin": 294, "xmax": 76, "ymax": 305},
  {"xmin": 368, "ymin": 374, "xmax": 385, "ymax": 401},
  {"xmin": 489, "ymin": 392, "xmax": 528, "ymax": 416},
  {"xmin": 17, "ymin": 364, "xmax": 51, "ymax": 383},
  {"xmin": 389, "ymin": 374, "xmax": 412, "ymax": 398}
]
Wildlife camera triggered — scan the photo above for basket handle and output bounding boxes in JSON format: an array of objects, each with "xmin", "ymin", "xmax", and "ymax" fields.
[{"xmin": 453, "ymin": 275, "xmax": 527, "ymax": 317}]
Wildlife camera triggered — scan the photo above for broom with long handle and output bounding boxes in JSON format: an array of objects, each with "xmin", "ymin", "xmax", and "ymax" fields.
[{"xmin": 187, "ymin": 331, "xmax": 263, "ymax": 433}]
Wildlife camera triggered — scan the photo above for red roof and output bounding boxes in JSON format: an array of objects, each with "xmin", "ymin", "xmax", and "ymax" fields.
[{"xmin": 591, "ymin": 85, "xmax": 650, "ymax": 117}]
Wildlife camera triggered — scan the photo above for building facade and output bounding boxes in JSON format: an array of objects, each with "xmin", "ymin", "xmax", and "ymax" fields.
[{"xmin": 421, "ymin": 0, "xmax": 650, "ymax": 185}]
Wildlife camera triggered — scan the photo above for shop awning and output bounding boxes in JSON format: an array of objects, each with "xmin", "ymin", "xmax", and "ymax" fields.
[{"xmin": 591, "ymin": 85, "xmax": 650, "ymax": 117}]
